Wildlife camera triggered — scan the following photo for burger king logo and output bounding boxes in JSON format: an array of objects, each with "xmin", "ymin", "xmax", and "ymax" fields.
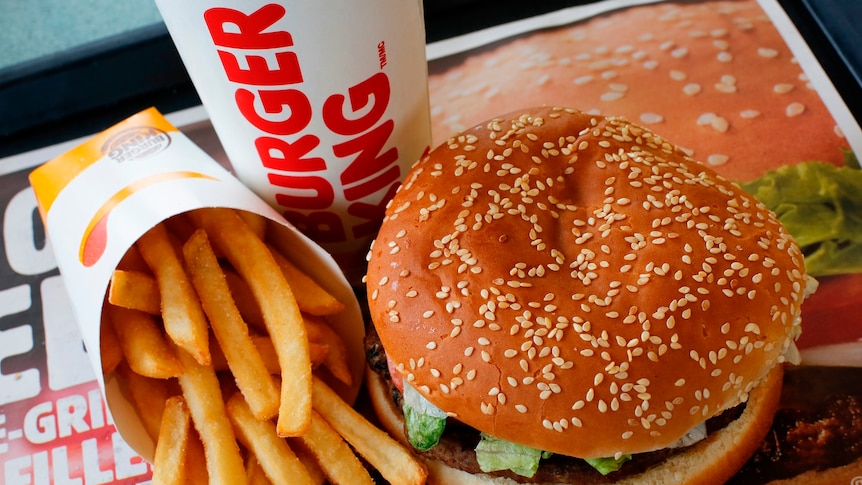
[{"xmin": 101, "ymin": 126, "xmax": 171, "ymax": 163}]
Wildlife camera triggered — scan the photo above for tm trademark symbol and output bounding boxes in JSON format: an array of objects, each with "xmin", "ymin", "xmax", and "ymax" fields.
[{"xmin": 378, "ymin": 41, "xmax": 387, "ymax": 69}]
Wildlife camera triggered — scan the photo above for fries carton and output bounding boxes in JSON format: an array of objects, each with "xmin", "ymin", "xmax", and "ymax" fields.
[
  {"xmin": 28, "ymin": 107, "xmax": 366, "ymax": 461},
  {"xmin": 154, "ymin": 0, "xmax": 432, "ymax": 285}
]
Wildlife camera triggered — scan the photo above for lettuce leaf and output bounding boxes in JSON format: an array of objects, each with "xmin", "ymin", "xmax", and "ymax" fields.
[
  {"xmin": 402, "ymin": 382, "xmax": 447, "ymax": 451},
  {"xmin": 739, "ymin": 160, "xmax": 862, "ymax": 277},
  {"xmin": 475, "ymin": 433, "xmax": 550, "ymax": 478},
  {"xmin": 585, "ymin": 455, "xmax": 632, "ymax": 475}
]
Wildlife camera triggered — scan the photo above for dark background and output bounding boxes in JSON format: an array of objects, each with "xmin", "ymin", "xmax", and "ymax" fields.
[{"xmin": 1, "ymin": 0, "xmax": 859, "ymax": 159}]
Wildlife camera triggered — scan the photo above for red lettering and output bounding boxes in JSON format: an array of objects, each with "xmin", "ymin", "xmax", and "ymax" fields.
[
  {"xmin": 268, "ymin": 173, "xmax": 334, "ymax": 210},
  {"xmin": 206, "ymin": 6, "xmax": 302, "ymax": 86},
  {"xmin": 323, "ymin": 72, "xmax": 390, "ymax": 136},
  {"xmin": 348, "ymin": 181, "xmax": 401, "ymax": 238},
  {"xmin": 205, "ymin": 5, "xmax": 292, "ymax": 49},
  {"xmin": 204, "ymin": 7, "xmax": 406, "ymax": 251},
  {"xmin": 334, "ymin": 119, "xmax": 398, "ymax": 186},
  {"xmin": 256, "ymin": 135, "xmax": 325, "ymax": 172},
  {"xmin": 218, "ymin": 50, "xmax": 303, "ymax": 86},
  {"xmin": 236, "ymin": 88, "xmax": 312, "ymax": 135},
  {"xmin": 282, "ymin": 211, "xmax": 346, "ymax": 243}
]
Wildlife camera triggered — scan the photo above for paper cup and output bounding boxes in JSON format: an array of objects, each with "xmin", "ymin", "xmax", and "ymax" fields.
[
  {"xmin": 154, "ymin": 0, "xmax": 432, "ymax": 284},
  {"xmin": 29, "ymin": 107, "xmax": 366, "ymax": 461}
]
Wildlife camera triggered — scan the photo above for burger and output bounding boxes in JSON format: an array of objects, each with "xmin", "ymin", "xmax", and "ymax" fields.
[{"xmin": 364, "ymin": 106, "xmax": 814, "ymax": 484}]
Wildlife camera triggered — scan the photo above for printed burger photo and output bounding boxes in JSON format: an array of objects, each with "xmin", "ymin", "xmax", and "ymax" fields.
[{"xmin": 363, "ymin": 1, "xmax": 862, "ymax": 484}]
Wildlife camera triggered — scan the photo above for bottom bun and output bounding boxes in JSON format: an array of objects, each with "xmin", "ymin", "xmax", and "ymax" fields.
[{"xmin": 366, "ymin": 365, "xmax": 784, "ymax": 485}]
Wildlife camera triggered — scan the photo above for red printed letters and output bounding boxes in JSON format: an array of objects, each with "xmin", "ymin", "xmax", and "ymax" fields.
[{"xmin": 203, "ymin": 4, "xmax": 400, "ymax": 243}]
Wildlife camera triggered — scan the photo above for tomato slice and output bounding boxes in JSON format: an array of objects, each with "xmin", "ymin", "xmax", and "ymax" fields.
[
  {"xmin": 386, "ymin": 354, "xmax": 404, "ymax": 393},
  {"xmin": 798, "ymin": 273, "xmax": 862, "ymax": 349}
]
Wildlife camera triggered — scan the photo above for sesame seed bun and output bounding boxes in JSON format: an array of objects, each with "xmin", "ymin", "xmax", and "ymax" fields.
[
  {"xmin": 427, "ymin": 0, "xmax": 850, "ymax": 183},
  {"xmin": 365, "ymin": 107, "xmax": 807, "ymax": 463}
]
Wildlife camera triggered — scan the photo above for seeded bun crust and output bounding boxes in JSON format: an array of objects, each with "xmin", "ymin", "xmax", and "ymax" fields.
[
  {"xmin": 366, "ymin": 364, "xmax": 784, "ymax": 484},
  {"xmin": 365, "ymin": 107, "xmax": 807, "ymax": 460},
  {"xmin": 427, "ymin": 0, "xmax": 849, "ymax": 183}
]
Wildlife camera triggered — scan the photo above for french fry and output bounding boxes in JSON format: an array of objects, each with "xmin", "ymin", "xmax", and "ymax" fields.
[
  {"xmin": 304, "ymin": 315, "xmax": 352, "ymax": 386},
  {"xmin": 174, "ymin": 343, "xmax": 246, "ymax": 484},
  {"xmin": 308, "ymin": 342, "xmax": 331, "ymax": 370},
  {"xmin": 137, "ymin": 224, "xmax": 211, "ymax": 366},
  {"xmin": 99, "ymin": 312, "xmax": 123, "ymax": 375},
  {"xmin": 151, "ymin": 396, "xmax": 191, "ymax": 485},
  {"xmin": 268, "ymin": 245, "xmax": 345, "ymax": 316},
  {"xmin": 238, "ymin": 210, "xmax": 268, "ymax": 240},
  {"xmin": 223, "ymin": 269, "xmax": 265, "ymax": 331},
  {"xmin": 115, "ymin": 362, "xmax": 171, "ymax": 441},
  {"xmin": 226, "ymin": 392, "xmax": 314, "ymax": 485},
  {"xmin": 192, "ymin": 208, "xmax": 311, "ymax": 437},
  {"xmin": 108, "ymin": 269, "xmax": 160, "ymax": 315},
  {"xmin": 288, "ymin": 441, "xmax": 328, "ymax": 485},
  {"xmin": 105, "ymin": 211, "xmax": 378, "ymax": 483},
  {"xmin": 209, "ymin": 333, "xmax": 331, "ymax": 375},
  {"xmin": 184, "ymin": 427, "xmax": 209, "ymax": 485},
  {"xmin": 294, "ymin": 411, "xmax": 374, "ymax": 485},
  {"xmin": 246, "ymin": 457, "xmax": 273, "ymax": 485},
  {"xmin": 108, "ymin": 305, "xmax": 182, "ymax": 379},
  {"xmin": 183, "ymin": 228, "xmax": 280, "ymax": 420},
  {"xmin": 312, "ymin": 376, "xmax": 428, "ymax": 485},
  {"xmin": 209, "ymin": 334, "xmax": 285, "ymax": 375}
]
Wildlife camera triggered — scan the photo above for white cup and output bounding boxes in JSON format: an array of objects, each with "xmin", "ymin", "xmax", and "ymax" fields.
[{"xmin": 154, "ymin": 0, "xmax": 432, "ymax": 284}]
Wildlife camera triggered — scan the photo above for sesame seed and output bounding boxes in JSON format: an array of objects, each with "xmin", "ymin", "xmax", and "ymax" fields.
[
  {"xmin": 786, "ymin": 102, "xmax": 806, "ymax": 117},
  {"xmin": 671, "ymin": 47, "xmax": 689, "ymax": 58},
  {"xmin": 683, "ymin": 83, "xmax": 702, "ymax": 96},
  {"xmin": 717, "ymin": 51, "xmax": 733, "ymax": 62},
  {"xmin": 640, "ymin": 112, "xmax": 664, "ymax": 124},
  {"xmin": 710, "ymin": 117, "xmax": 730, "ymax": 133},
  {"xmin": 574, "ymin": 75, "xmax": 594, "ymax": 85},
  {"xmin": 758, "ymin": 47, "xmax": 779, "ymax": 58},
  {"xmin": 707, "ymin": 154, "xmax": 729, "ymax": 166},
  {"xmin": 715, "ymin": 82, "xmax": 737, "ymax": 94},
  {"xmin": 697, "ymin": 112, "xmax": 716, "ymax": 126},
  {"xmin": 774, "ymin": 83, "xmax": 795, "ymax": 94},
  {"xmin": 601, "ymin": 91, "xmax": 625, "ymax": 102},
  {"xmin": 669, "ymin": 70, "xmax": 686, "ymax": 81}
]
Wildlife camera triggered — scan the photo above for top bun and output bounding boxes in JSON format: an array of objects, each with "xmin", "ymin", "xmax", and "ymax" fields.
[{"xmin": 366, "ymin": 107, "xmax": 807, "ymax": 459}]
